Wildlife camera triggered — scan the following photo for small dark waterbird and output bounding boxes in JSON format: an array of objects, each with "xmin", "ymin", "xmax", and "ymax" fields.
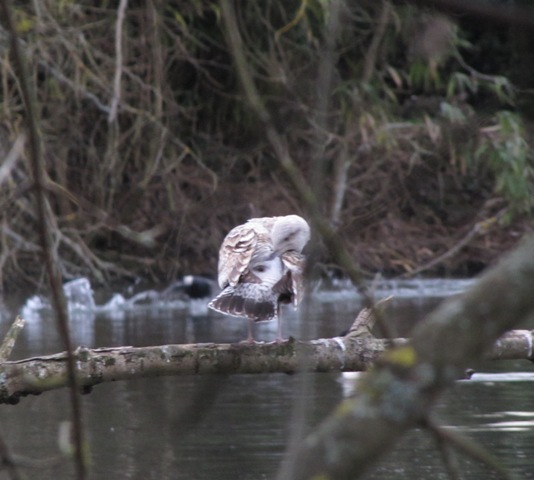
[
  {"xmin": 162, "ymin": 275, "xmax": 215, "ymax": 300},
  {"xmin": 208, "ymin": 215, "xmax": 310, "ymax": 342}
]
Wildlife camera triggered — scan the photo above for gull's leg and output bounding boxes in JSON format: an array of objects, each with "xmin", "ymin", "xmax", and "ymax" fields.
[
  {"xmin": 247, "ymin": 318, "xmax": 255, "ymax": 343},
  {"xmin": 275, "ymin": 303, "xmax": 284, "ymax": 343}
]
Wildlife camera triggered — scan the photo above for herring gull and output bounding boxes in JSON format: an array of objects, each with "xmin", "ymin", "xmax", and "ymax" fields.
[{"xmin": 208, "ymin": 215, "xmax": 310, "ymax": 342}]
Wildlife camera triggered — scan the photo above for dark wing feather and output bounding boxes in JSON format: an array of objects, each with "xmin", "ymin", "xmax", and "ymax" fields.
[
  {"xmin": 279, "ymin": 251, "xmax": 306, "ymax": 307},
  {"xmin": 208, "ymin": 282, "xmax": 278, "ymax": 323},
  {"xmin": 272, "ymin": 272, "xmax": 294, "ymax": 305}
]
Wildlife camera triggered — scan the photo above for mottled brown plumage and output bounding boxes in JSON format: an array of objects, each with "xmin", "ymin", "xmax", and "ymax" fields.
[{"xmin": 216, "ymin": 217, "xmax": 276, "ymax": 289}]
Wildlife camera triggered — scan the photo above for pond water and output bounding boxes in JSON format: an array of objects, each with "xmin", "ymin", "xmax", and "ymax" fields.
[{"xmin": 1, "ymin": 278, "xmax": 534, "ymax": 479}]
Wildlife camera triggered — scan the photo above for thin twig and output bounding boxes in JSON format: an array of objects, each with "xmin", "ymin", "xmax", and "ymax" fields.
[
  {"xmin": 36, "ymin": 59, "xmax": 111, "ymax": 113},
  {"xmin": 362, "ymin": 0, "xmax": 392, "ymax": 83},
  {"xmin": 402, "ymin": 210, "xmax": 505, "ymax": 278},
  {"xmin": 425, "ymin": 417, "xmax": 516, "ymax": 480},
  {"xmin": 108, "ymin": 0, "xmax": 128, "ymax": 123},
  {"xmin": 0, "ymin": 1, "xmax": 86, "ymax": 478},
  {"xmin": 330, "ymin": 143, "xmax": 351, "ymax": 229},
  {"xmin": 311, "ymin": 0, "xmax": 342, "ymax": 208},
  {"xmin": 0, "ymin": 133, "xmax": 25, "ymax": 187},
  {"xmin": 429, "ymin": 419, "xmax": 462, "ymax": 480}
]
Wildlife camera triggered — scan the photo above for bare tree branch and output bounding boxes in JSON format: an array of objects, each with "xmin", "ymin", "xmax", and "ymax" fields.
[
  {"xmin": 108, "ymin": 0, "xmax": 128, "ymax": 123},
  {"xmin": 0, "ymin": 2, "xmax": 86, "ymax": 477},
  {"xmin": 402, "ymin": 209, "xmax": 506, "ymax": 278},
  {"xmin": 426, "ymin": 417, "xmax": 513, "ymax": 480},
  {"xmin": 362, "ymin": 0, "xmax": 392, "ymax": 83}
]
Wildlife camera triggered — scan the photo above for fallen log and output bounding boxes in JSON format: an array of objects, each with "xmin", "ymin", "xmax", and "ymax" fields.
[{"xmin": 0, "ymin": 324, "xmax": 532, "ymax": 404}]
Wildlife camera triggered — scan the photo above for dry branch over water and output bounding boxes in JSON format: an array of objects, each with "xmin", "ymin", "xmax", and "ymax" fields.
[{"xmin": 0, "ymin": 326, "xmax": 532, "ymax": 405}]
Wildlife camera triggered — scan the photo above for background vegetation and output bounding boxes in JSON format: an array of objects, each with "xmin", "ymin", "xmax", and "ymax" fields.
[{"xmin": 1, "ymin": 0, "xmax": 533, "ymax": 291}]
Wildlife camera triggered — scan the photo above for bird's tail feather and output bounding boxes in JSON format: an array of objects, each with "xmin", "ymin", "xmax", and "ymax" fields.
[{"xmin": 208, "ymin": 284, "xmax": 278, "ymax": 323}]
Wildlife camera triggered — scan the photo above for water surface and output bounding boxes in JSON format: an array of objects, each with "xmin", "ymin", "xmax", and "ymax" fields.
[{"xmin": 1, "ymin": 279, "xmax": 533, "ymax": 479}]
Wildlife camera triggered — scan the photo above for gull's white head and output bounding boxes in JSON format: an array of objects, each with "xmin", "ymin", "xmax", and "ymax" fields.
[{"xmin": 271, "ymin": 215, "xmax": 310, "ymax": 255}]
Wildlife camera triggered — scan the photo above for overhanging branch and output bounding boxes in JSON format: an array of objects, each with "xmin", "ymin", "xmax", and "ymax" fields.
[{"xmin": 1, "ymin": 327, "xmax": 532, "ymax": 405}]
